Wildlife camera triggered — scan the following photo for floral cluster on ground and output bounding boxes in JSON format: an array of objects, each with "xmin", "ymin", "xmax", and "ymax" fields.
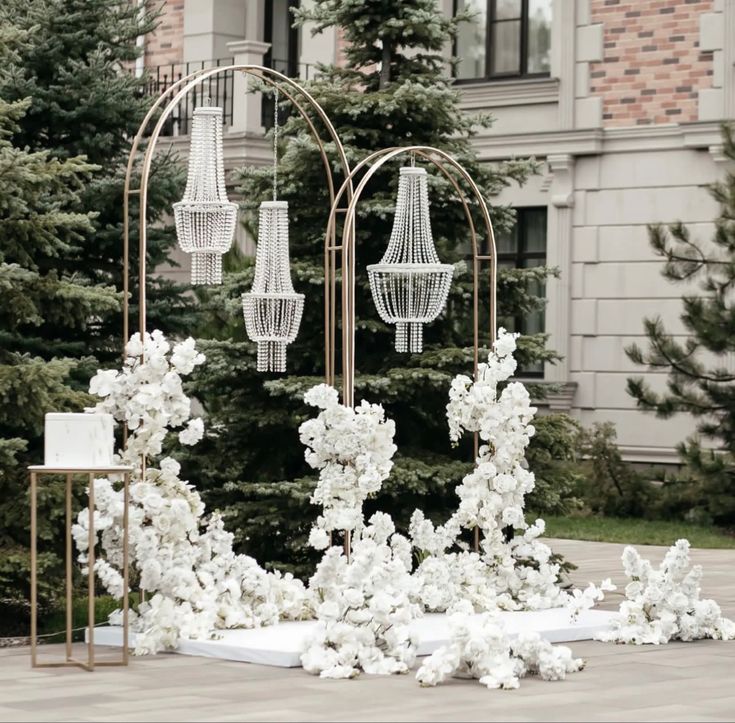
[
  {"xmin": 301, "ymin": 512, "xmax": 421, "ymax": 678},
  {"xmin": 596, "ymin": 539, "xmax": 735, "ymax": 645},
  {"xmin": 75, "ymin": 332, "xmax": 307, "ymax": 654},
  {"xmin": 74, "ymin": 328, "xmax": 734, "ymax": 684},
  {"xmin": 416, "ymin": 601, "xmax": 584, "ymax": 689},
  {"xmin": 408, "ymin": 330, "xmax": 609, "ymax": 616}
]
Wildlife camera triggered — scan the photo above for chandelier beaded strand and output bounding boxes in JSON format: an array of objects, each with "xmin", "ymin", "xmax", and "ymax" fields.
[
  {"xmin": 367, "ymin": 166, "xmax": 454, "ymax": 353},
  {"xmin": 242, "ymin": 86, "xmax": 304, "ymax": 372},
  {"xmin": 173, "ymin": 99, "xmax": 237, "ymax": 285}
]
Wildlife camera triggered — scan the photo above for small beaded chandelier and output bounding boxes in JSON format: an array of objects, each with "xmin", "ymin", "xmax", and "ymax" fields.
[
  {"xmin": 173, "ymin": 100, "xmax": 237, "ymax": 285},
  {"xmin": 242, "ymin": 88, "xmax": 304, "ymax": 373},
  {"xmin": 367, "ymin": 165, "xmax": 454, "ymax": 353}
]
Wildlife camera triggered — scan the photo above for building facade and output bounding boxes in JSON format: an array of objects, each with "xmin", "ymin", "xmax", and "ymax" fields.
[{"xmin": 142, "ymin": 0, "xmax": 735, "ymax": 464}]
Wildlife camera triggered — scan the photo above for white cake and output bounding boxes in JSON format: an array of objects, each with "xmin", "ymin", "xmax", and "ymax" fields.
[{"xmin": 44, "ymin": 413, "xmax": 115, "ymax": 467}]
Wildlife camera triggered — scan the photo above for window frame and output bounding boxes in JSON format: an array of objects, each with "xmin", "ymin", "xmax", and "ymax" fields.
[
  {"xmin": 263, "ymin": 0, "xmax": 300, "ymax": 78},
  {"xmin": 453, "ymin": 0, "xmax": 552, "ymax": 83},
  {"xmin": 496, "ymin": 206, "xmax": 548, "ymax": 378}
]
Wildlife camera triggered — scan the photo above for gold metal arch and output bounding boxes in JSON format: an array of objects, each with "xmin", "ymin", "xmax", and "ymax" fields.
[
  {"xmin": 122, "ymin": 64, "xmax": 354, "ymax": 370},
  {"xmin": 325, "ymin": 145, "xmax": 498, "ymax": 408}
]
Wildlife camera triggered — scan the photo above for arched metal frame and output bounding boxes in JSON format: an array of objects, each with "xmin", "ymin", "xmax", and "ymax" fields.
[
  {"xmin": 326, "ymin": 145, "xmax": 498, "ymax": 408},
  {"xmin": 124, "ymin": 76, "xmax": 497, "ymax": 559},
  {"xmin": 326, "ymin": 145, "xmax": 498, "ymax": 555},
  {"xmin": 122, "ymin": 64, "xmax": 353, "ymax": 373}
]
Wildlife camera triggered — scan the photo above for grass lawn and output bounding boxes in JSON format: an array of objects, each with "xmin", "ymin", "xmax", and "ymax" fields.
[{"xmin": 543, "ymin": 515, "xmax": 735, "ymax": 549}]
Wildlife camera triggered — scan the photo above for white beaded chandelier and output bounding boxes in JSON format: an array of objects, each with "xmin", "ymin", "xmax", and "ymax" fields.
[
  {"xmin": 173, "ymin": 101, "xmax": 237, "ymax": 285},
  {"xmin": 242, "ymin": 88, "xmax": 304, "ymax": 373},
  {"xmin": 367, "ymin": 166, "xmax": 454, "ymax": 353}
]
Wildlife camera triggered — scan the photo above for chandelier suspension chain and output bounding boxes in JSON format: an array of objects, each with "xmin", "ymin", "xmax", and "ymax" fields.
[{"xmin": 273, "ymin": 85, "xmax": 279, "ymax": 202}]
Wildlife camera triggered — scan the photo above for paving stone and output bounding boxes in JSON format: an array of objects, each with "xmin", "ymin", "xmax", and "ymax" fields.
[{"xmin": 2, "ymin": 539, "xmax": 733, "ymax": 722}]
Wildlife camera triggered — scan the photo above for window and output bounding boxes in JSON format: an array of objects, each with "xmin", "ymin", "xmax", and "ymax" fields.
[
  {"xmin": 496, "ymin": 207, "xmax": 547, "ymax": 376},
  {"xmin": 264, "ymin": 0, "xmax": 300, "ymax": 77},
  {"xmin": 263, "ymin": 0, "xmax": 300, "ymax": 128},
  {"xmin": 454, "ymin": 0, "xmax": 552, "ymax": 81}
]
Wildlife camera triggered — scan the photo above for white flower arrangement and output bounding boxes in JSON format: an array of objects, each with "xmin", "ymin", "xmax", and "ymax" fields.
[
  {"xmin": 415, "ymin": 601, "xmax": 584, "ymax": 690},
  {"xmin": 596, "ymin": 539, "xmax": 735, "ymax": 645},
  {"xmin": 409, "ymin": 330, "xmax": 572, "ymax": 613},
  {"xmin": 299, "ymin": 384, "xmax": 397, "ymax": 539},
  {"xmin": 301, "ymin": 513, "xmax": 422, "ymax": 678},
  {"xmin": 74, "ymin": 331, "xmax": 308, "ymax": 654}
]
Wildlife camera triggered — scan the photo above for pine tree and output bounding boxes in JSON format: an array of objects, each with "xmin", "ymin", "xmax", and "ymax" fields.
[
  {"xmin": 0, "ymin": 23, "xmax": 120, "ymax": 632},
  {"xmin": 186, "ymin": 0, "xmax": 579, "ymax": 575},
  {"xmin": 627, "ymin": 125, "xmax": 735, "ymax": 527}
]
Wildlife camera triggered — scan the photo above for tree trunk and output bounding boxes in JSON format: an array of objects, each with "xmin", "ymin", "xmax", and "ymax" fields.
[{"xmin": 379, "ymin": 41, "xmax": 391, "ymax": 89}]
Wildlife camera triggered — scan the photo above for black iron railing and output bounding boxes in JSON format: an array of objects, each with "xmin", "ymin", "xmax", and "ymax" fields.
[
  {"xmin": 141, "ymin": 57, "xmax": 321, "ymax": 135},
  {"xmin": 141, "ymin": 58, "xmax": 234, "ymax": 136}
]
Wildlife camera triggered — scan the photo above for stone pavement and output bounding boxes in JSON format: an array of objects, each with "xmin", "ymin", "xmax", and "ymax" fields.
[{"xmin": 1, "ymin": 538, "xmax": 733, "ymax": 722}]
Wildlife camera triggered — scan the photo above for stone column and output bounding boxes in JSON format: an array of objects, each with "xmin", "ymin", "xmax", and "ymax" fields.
[
  {"xmin": 183, "ymin": 0, "xmax": 249, "ymax": 62},
  {"xmin": 545, "ymin": 153, "xmax": 575, "ymax": 384},
  {"xmin": 227, "ymin": 40, "xmax": 271, "ymax": 135}
]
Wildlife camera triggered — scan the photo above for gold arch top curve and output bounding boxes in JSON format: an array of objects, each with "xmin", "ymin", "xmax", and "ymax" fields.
[
  {"xmin": 326, "ymin": 145, "xmax": 498, "ymax": 407},
  {"xmin": 123, "ymin": 64, "xmax": 353, "ymax": 374}
]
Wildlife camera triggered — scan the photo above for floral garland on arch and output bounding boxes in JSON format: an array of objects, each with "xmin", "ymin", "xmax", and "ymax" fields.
[
  {"xmin": 408, "ymin": 329, "xmax": 579, "ymax": 613},
  {"xmin": 298, "ymin": 384, "xmax": 397, "ymax": 545},
  {"xmin": 73, "ymin": 331, "xmax": 308, "ymax": 654}
]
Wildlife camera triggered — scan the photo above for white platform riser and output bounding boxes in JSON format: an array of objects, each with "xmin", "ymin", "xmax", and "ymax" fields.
[{"xmin": 90, "ymin": 608, "xmax": 618, "ymax": 668}]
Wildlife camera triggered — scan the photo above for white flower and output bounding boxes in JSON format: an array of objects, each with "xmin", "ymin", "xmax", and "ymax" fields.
[
  {"xmin": 302, "ymin": 513, "xmax": 421, "ymax": 678},
  {"xmin": 170, "ymin": 337, "xmax": 206, "ymax": 375},
  {"xmin": 309, "ymin": 527, "xmax": 331, "ymax": 550},
  {"xmin": 411, "ymin": 328, "xmax": 566, "ymax": 615},
  {"xmin": 76, "ymin": 330, "xmax": 308, "ymax": 655},
  {"xmin": 178, "ymin": 418, "xmax": 204, "ymax": 446},
  {"xmin": 89, "ymin": 369, "xmax": 119, "ymax": 397}
]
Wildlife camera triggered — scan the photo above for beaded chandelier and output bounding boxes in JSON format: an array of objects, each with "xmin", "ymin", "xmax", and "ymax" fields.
[
  {"xmin": 367, "ymin": 166, "xmax": 454, "ymax": 353},
  {"xmin": 173, "ymin": 101, "xmax": 237, "ymax": 285},
  {"xmin": 242, "ymin": 88, "xmax": 304, "ymax": 373}
]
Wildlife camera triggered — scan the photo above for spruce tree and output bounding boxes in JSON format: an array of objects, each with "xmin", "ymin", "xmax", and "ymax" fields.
[
  {"xmin": 0, "ymin": 0, "xmax": 192, "ymax": 631},
  {"xmin": 627, "ymin": 125, "xmax": 735, "ymax": 527},
  {"xmin": 1, "ymin": 0, "xmax": 192, "ymax": 359},
  {"xmin": 186, "ymin": 0, "xmax": 579, "ymax": 575},
  {"xmin": 0, "ymin": 23, "xmax": 120, "ymax": 632}
]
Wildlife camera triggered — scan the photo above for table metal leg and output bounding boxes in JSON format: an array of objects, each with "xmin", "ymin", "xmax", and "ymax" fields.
[
  {"xmin": 87, "ymin": 472, "xmax": 95, "ymax": 671},
  {"xmin": 122, "ymin": 472, "xmax": 129, "ymax": 664},
  {"xmin": 66, "ymin": 473, "xmax": 72, "ymax": 661},
  {"xmin": 30, "ymin": 471, "xmax": 37, "ymax": 668}
]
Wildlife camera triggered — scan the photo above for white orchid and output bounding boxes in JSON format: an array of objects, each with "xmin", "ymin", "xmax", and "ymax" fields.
[
  {"xmin": 300, "ymin": 384, "xmax": 397, "ymax": 539},
  {"xmin": 410, "ymin": 330, "xmax": 571, "ymax": 612},
  {"xmin": 75, "ymin": 331, "xmax": 308, "ymax": 655},
  {"xmin": 596, "ymin": 539, "xmax": 735, "ymax": 645},
  {"xmin": 416, "ymin": 602, "xmax": 584, "ymax": 690},
  {"xmin": 301, "ymin": 512, "xmax": 422, "ymax": 679}
]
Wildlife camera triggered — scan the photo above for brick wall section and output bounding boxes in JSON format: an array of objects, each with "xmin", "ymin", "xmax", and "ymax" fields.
[
  {"xmin": 144, "ymin": 0, "xmax": 185, "ymax": 69},
  {"xmin": 589, "ymin": 0, "xmax": 714, "ymax": 126}
]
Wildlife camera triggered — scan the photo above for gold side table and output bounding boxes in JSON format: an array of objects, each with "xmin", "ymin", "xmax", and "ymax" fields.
[{"xmin": 29, "ymin": 465, "xmax": 132, "ymax": 671}]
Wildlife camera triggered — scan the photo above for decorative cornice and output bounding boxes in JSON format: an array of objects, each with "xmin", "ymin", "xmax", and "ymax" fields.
[
  {"xmin": 227, "ymin": 39, "xmax": 271, "ymax": 56},
  {"xmin": 458, "ymin": 77, "xmax": 560, "ymax": 110},
  {"xmin": 617, "ymin": 446, "xmax": 681, "ymax": 465},
  {"xmin": 472, "ymin": 121, "xmax": 724, "ymax": 161},
  {"xmin": 521, "ymin": 382, "xmax": 578, "ymax": 411}
]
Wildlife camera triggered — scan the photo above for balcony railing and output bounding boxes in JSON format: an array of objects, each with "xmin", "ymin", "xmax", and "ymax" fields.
[{"xmin": 141, "ymin": 57, "xmax": 321, "ymax": 136}]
